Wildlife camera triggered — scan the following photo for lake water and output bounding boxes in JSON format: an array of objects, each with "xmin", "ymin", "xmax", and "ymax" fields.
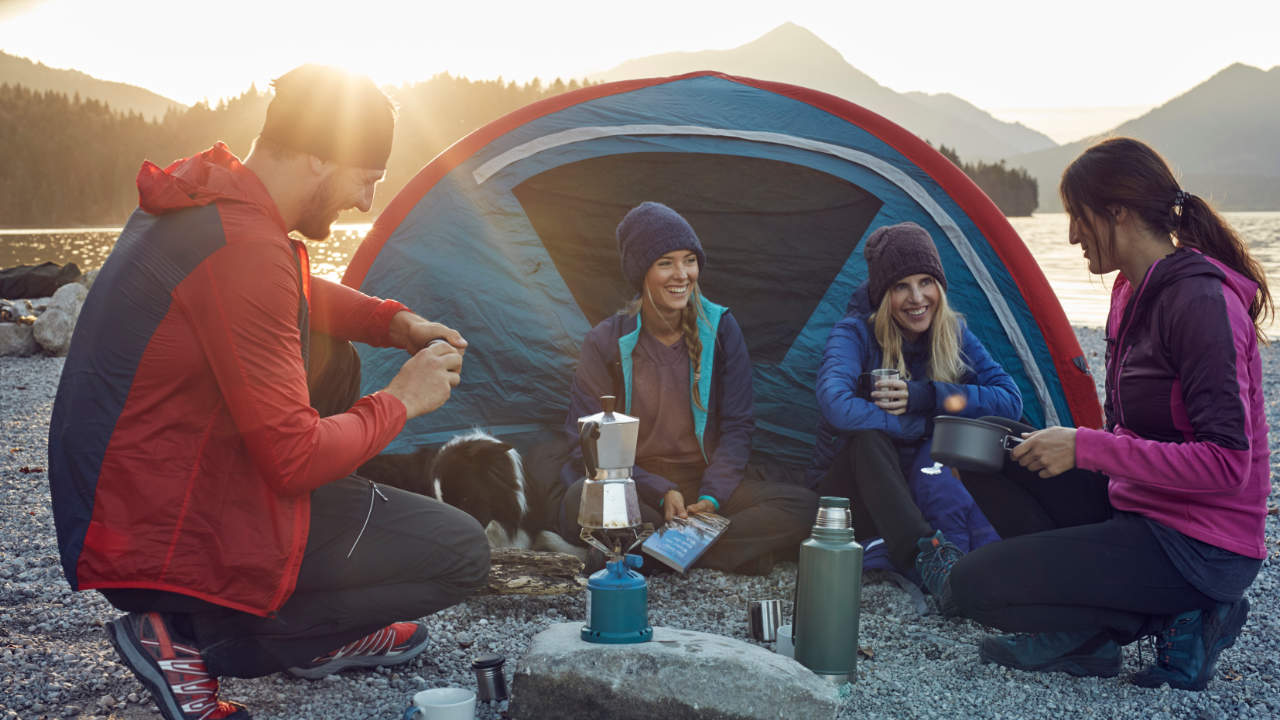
[{"xmin": 4, "ymin": 213, "xmax": 1280, "ymax": 330}]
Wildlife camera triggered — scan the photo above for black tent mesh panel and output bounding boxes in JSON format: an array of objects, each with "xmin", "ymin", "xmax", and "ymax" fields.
[{"xmin": 513, "ymin": 152, "xmax": 882, "ymax": 363}]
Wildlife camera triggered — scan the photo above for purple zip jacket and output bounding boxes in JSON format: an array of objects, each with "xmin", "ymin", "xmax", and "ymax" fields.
[{"xmin": 1075, "ymin": 248, "xmax": 1269, "ymax": 559}]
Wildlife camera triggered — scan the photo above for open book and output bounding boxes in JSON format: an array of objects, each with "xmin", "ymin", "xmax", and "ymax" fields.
[{"xmin": 641, "ymin": 512, "xmax": 731, "ymax": 573}]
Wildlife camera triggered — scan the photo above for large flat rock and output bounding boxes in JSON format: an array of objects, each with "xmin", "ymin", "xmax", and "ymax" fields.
[{"xmin": 510, "ymin": 622, "xmax": 840, "ymax": 720}]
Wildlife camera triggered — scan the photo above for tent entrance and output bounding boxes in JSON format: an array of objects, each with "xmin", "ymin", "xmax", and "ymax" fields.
[{"xmin": 513, "ymin": 152, "xmax": 882, "ymax": 364}]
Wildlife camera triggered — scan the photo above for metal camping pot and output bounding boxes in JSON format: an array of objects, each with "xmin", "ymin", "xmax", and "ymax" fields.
[{"xmin": 930, "ymin": 416, "xmax": 1023, "ymax": 473}]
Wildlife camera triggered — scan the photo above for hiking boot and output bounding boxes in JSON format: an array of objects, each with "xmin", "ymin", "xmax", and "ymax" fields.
[
  {"xmin": 980, "ymin": 630, "xmax": 1122, "ymax": 678},
  {"xmin": 287, "ymin": 621, "xmax": 429, "ymax": 679},
  {"xmin": 1131, "ymin": 598, "xmax": 1249, "ymax": 691},
  {"xmin": 914, "ymin": 530, "xmax": 963, "ymax": 599},
  {"xmin": 105, "ymin": 612, "xmax": 251, "ymax": 720}
]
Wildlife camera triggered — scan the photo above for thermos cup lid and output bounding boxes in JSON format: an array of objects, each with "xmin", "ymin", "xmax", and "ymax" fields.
[{"xmin": 471, "ymin": 653, "xmax": 505, "ymax": 670}]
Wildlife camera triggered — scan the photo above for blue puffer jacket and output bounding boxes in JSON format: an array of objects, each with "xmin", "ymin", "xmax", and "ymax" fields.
[
  {"xmin": 559, "ymin": 296, "xmax": 754, "ymax": 508},
  {"xmin": 807, "ymin": 284, "xmax": 1022, "ymax": 563},
  {"xmin": 808, "ymin": 284, "xmax": 1023, "ymax": 483}
]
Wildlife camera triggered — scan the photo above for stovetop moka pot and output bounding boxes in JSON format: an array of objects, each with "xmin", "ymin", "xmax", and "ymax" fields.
[{"xmin": 576, "ymin": 395, "xmax": 643, "ymax": 535}]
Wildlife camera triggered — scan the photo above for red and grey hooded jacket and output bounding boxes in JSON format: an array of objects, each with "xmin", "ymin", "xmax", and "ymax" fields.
[
  {"xmin": 49, "ymin": 143, "xmax": 410, "ymax": 616},
  {"xmin": 1076, "ymin": 247, "xmax": 1270, "ymax": 559}
]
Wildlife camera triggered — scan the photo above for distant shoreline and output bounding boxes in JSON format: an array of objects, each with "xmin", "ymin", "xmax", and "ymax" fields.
[{"xmin": 6, "ymin": 211, "xmax": 1280, "ymax": 234}]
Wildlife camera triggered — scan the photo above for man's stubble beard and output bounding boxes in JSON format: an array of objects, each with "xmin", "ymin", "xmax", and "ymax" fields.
[{"xmin": 295, "ymin": 174, "xmax": 342, "ymax": 241}]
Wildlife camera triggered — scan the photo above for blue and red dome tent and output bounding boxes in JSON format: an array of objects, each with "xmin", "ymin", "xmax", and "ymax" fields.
[{"xmin": 343, "ymin": 71, "xmax": 1102, "ymax": 466}]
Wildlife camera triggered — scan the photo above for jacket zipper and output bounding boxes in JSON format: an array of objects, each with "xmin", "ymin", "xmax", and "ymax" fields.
[{"xmin": 1110, "ymin": 264, "xmax": 1164, "ymax": 428}]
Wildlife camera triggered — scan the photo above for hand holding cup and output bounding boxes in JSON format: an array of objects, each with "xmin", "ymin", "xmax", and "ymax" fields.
[
  {"xmin": 869, "ymin": 368, "xmax": 907, "ymax": 415},
  {"xmin": 383, "ymin": 341, "xmax": 463, "ymax": 420}
]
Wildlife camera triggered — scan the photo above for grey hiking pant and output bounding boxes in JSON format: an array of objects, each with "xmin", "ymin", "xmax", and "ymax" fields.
[{"xmin": 102, "ymin": 335, "xmax": 489, "ymax": 677}]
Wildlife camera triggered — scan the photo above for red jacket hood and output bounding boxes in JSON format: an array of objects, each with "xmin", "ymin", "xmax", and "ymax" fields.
[{"xmin": 136, "ymin": 142, "xmax": 287, "ymax": 232}]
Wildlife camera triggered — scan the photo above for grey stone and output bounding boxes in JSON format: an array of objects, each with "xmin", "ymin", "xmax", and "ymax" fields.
[
  {"xmin": 510, "ymin": 623, "xmax": 839, "ymax": 720},
  {"xmin": 32, "ymin": 282, "xmax": 87, "ymax": 355},
  {"xmin": 48, "ymin": 281, "xmax": 87, "ymax": 315},
  {"xmin": 78, "ymin": 268, "xmax": 99, "ymax": 290},
  {"xmin": 33, "ymin": 307, "xmax": 76, "ymax": 355},
  {"xmin": 0, "ymin": 322, "xmax": 37, "ymax": 357}
]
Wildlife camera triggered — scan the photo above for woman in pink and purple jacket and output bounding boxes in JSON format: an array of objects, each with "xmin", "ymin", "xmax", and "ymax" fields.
[{"xmin": 945, "ymin": 137, "xmax": 1271, "ymax": 691}]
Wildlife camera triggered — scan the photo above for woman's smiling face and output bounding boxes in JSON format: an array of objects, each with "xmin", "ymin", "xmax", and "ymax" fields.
[
  {"xmin": 644, "ymin": 249, "xmax": 700, "ymax": 314},
  {"xmin": 888, "ymin": 273, "xmax": 940, "ymax": 341}
]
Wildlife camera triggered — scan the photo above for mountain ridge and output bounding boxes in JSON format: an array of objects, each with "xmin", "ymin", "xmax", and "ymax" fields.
[
  {"xmin": 1010, "ymin": 63, "xmax": 1280, "ymax": 211},
  {"xmin": 590, "ymin": 22, "xmax": 1058, "ymax": 162},
  {"xmin": 0, "ymin": 51, "xmax": 182, "ymax": 120}
]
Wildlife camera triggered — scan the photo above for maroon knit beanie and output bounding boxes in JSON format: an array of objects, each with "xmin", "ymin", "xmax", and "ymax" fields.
[{"xmin": 863, "ymin": 222, "xmax": 947, "ymax": 305}]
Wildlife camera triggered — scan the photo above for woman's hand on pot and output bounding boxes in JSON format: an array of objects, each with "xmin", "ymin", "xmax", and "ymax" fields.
[
  {"xmin": 1011, "ymin": 426, "xmax": 1077, "ymax": 478},
  {"xmin": 663, "ymin": 490, "xmax": 688, "ymax": 523},
  {"xmin": 871, "ymin": 378, "xmax": 908, "ymax": 415}
]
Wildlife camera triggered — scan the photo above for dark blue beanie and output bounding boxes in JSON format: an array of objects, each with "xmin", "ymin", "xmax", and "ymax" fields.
[{"xmin": 616, "ymin": 202, "xmax": 707, "ymax": 292}]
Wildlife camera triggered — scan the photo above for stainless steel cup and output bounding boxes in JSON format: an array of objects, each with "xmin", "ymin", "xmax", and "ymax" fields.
[
  {"xmin": 870, "ymin": 368, "xmax": 900, "ymax": 384},
  {"xmin": 748, "ymin": 599, "xmax": 783, "ymax": 642},
  {"xmin": 776, "ymin": 623, "xmax": 795, "ymax": 658},
  {"xmin": 471, "ymin": 653, "xmax": 507, "ymax": 703}
]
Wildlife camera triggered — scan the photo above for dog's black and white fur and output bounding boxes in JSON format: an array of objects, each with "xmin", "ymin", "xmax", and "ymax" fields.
[
  {"xmin": 430, "ymin": 430, "xmax": 529, "ymax": 548},
  {"xmin": 358, "ymin": 430, "xmax": 583, "ymax": 557}
]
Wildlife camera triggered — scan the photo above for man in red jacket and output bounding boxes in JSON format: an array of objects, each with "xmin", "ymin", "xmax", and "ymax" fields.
[{"xmin": 48, "ymin": 65, "xmax": 489, "ymax": 720}]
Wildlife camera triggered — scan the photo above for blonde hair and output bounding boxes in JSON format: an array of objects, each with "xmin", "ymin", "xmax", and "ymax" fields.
[
  {"xmin": 623, "ymin": 282, "xmax": 709, "ymax": 410},
  {"xmin": 872, "ymin": 284, "xmax": 967, "ymax": 383}
]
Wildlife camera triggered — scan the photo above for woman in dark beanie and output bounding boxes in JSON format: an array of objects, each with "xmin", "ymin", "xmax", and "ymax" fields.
[
  {"xmin": 807, "ymin": 221, "xmax": 1022, "ymax": 602},
  {"xmin": 946, "ymin": 138, "xmax": 1270, "ymax": 690},
  {"xmin": 557, "ymin": 202, "xmax": 817, "ymax": 574}
]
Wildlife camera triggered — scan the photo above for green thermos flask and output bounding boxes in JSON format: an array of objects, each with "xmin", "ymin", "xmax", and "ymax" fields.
[{"xmin": 793, "ymin": 496, "xmax": 863, "ymax": 684}]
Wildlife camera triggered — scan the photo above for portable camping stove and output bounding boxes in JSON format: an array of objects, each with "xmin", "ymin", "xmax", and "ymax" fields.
[{"xmin": 576, "ymin": 396, "xmax": 653, "ymax": 644}]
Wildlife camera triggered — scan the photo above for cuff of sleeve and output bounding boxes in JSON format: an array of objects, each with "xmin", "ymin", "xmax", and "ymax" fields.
[
  {"xmin": 697, "ymin": 495, "xmax": 720, "ymax": 511},
  {"xmin": 906, "ymin": 381, "xmax": 937, "ymax": 414},
  {"xmin": 367, "ymin": 390, "xmax": 409, "ymax": 429},
  {"xmin": 1074, "ymin": 427, "xmax": 1110, "ymax": 472},
  {"xmin": 638, "ymin": 480, "xmax": 677, "ymax": 507},
  {"xmin": 371, "ymin": 300, "xmax": 412, "ymax": 347},
  {"xmin": 898, "ymin": 414, "xmax": 927, "ymax": 439}
]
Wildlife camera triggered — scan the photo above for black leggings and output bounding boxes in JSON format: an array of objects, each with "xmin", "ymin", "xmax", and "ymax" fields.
[
  {"xmin": 949, "ymin": 418, "xmax": 1217, "ymax": 643},
  {"xmin": 816, "ymin": 430, "xmax": 931, "ymax": 572},
  {"xmin": 559, "ymin": 464, "xmax": 817, "ymax": 573}
]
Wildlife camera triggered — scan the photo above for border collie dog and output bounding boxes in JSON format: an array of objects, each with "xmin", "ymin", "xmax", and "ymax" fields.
[
  {"xmin": 430, "ymin": 430, "xmax": 530, "ymax": 548},
  {"xmin": 359, "ymin": 430, "xmax": 583, "ymax": 557}
]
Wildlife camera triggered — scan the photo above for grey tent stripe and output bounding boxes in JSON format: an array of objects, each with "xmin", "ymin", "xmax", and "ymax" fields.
[{"xmin": 474, "ymin": 124, "xmax": 1058, "ymax": 425}]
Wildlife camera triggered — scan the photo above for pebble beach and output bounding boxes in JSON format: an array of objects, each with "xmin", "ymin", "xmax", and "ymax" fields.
[{"xmin": 2, "ymin": 326, "xmax": 1278, "ymax": 720}]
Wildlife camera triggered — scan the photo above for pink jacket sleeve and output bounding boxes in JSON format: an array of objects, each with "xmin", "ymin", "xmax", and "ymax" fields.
[{"xmin": 1074, "ymin": 285, "xmax": 1258, "ymax": 494}]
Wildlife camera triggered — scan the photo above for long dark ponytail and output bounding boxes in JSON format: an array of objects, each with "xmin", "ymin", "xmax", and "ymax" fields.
[{"xmin": 1060, "ymin": 137, "xmax": 1272, "ymax": 339}]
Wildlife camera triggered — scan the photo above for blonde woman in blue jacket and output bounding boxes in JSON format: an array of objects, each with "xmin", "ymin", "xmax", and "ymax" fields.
[{"xmin": 808, "ymin": 222, "xmax": 1022, "ymax": 601}]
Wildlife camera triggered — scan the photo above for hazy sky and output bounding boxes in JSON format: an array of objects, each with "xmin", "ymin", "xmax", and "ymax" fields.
[{"xmin": 2, "ymin": 0, "xmax": 1278, "ymax": 142}]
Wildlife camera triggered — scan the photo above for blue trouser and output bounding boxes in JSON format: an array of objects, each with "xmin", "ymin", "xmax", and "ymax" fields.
[{"xmin": 816, "ymin": 430, "xmax": 999, "ymax": 574}]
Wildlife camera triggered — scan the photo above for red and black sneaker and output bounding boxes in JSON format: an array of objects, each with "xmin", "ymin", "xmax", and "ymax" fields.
[
  {"xmin": 287, "ymin": 621, "xmax": 430, "ymax": 679},
  {"xmin": 106, "ymin": 612, "xmax": 250, "ymax": 720}
]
